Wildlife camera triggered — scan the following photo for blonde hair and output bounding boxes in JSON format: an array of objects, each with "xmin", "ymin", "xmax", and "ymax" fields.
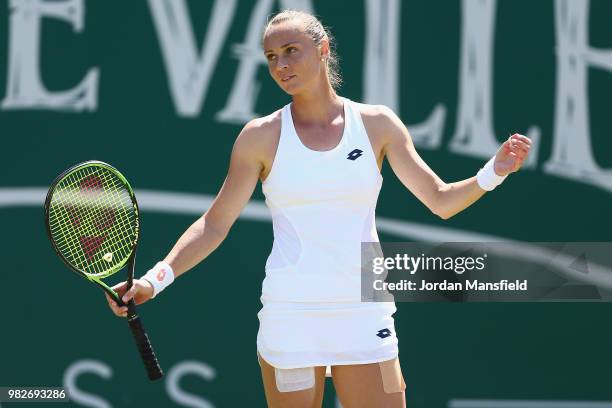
[{"xmin": 263, "ymin": 10, "xmax": 342, "ymax": 90}]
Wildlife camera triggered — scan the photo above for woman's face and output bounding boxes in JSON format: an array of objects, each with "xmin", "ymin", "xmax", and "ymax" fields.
[{"xmin": 263, "ymin": 21, "xmax": 325, "ymax": 95}]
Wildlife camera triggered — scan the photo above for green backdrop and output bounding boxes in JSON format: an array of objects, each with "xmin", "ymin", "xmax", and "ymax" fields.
[{"xmin": 1, "ymin": 1, "xmax": 611, "ymax": 407}]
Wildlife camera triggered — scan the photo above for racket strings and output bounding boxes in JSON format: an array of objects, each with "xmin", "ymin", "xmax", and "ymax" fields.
[
  {"xmin": 48, "ymin": 165, "xmax": 137, "ymax": 277},
  {"xmin": 63, "ymin": 168, "xmax": 135, "ymax": 270},
  {"xmin": 50, "ymin": 170, "xmax": 126, "ymax": 271},
  {"xmin": 50, "ymin": 169, "xmax": 133, "ymax": 275}
]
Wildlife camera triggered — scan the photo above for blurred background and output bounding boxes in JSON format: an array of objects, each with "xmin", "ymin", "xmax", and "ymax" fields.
[{"xmin": 1, "ymin": 0, "xmax": 612, "ymax": 407}]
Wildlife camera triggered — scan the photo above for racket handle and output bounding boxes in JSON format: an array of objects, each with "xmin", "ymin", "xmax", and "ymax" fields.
[{"xmin": 127, "ymin": 302, "xmax": 163, "ymax": 381}]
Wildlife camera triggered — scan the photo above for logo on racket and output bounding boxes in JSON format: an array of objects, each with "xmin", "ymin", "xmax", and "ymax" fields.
[
  {"xmin": 79, "ymin": 236, "xmax": 106, "ymax": 261},
  {"xmin": 66, "ymin": 175, "xmax": 120, "ymax": 262}
]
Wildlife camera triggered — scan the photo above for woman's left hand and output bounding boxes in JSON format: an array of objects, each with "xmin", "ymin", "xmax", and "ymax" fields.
[{"xmin": 494, "ymin": 133, "xmax": 532, "ymax": 176}]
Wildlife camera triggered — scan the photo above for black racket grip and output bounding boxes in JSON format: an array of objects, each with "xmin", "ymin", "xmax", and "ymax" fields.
[{"xmin": 127, "ymin": 307, "xmax": 163, "ymax": 381}]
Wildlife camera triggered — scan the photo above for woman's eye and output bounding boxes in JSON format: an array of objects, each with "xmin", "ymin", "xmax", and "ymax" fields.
[
  {"xmin": 266, "ymin": 54, "xmax": 277, "ymax": 61},
  {"xmin": 287, "ymin": 47, "xmax": 297, "ymax": 54}
]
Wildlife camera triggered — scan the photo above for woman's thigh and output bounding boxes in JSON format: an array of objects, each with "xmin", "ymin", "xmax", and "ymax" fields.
[
  {"xmin": 258, "ymin": 354, "xmax": 327, "ymax": 408},
  {"xmin": 331, "ymin": 358, "xmax": 406, "ymax": 408}
]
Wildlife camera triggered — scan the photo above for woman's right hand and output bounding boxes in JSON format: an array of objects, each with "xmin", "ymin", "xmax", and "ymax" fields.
[{"xmin": 105, "ymin": 279, "xmax": 154, "ymax": 317}]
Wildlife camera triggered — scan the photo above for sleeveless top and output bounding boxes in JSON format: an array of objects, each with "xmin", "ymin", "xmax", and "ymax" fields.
[{"xmin": 261, "ymin": 97, "xmax": 383, "ymax": 303}]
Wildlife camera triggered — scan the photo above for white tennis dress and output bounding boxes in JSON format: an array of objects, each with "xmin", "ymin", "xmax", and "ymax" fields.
[{"xmin": 256, "ymin": 97, "xmax": 398, "ymax": 369}]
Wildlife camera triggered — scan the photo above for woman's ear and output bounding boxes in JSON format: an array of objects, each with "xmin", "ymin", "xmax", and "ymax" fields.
[{"xmin": 320, "ymin": 38, "xmax": 330, "ymax": 61}]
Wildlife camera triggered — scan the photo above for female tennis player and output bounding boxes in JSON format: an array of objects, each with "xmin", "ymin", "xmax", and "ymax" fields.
[{"xmin": 106, "ymin": 10, "xmax": 531, "ymax": 407}]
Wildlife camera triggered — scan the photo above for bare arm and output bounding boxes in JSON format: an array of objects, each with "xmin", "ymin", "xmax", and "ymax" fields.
[
  {"xmin": 163, "ymin": 122, "xmax": 266, "ymax": 276},
  {"xmin": 374, "ymin": 106, "xmax": 531, "ymax": 219},
  {"xmin": 105, "ymin": 119, "xmax": 272, "ymax": 316}
]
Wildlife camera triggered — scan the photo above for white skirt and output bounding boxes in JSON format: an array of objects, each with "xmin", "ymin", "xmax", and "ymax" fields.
[{"xmin": 256, "ymin": 301, "xmax": 399, "ymax": 369}]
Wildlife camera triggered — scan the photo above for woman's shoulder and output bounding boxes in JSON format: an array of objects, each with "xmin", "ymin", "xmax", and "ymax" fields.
[
  {"xmin": 235, "ymin": 109, "xmax": 281, "ymax": 144},
  {"xmin": 232, "ymin": 108, "xmax": 283, "ymax": 162},
  {"xmin": 347, "ymin": 100, "xmax": 397, "ymax": 120},
  {"xmin": 346, "ymin": 100, "xmax": 403, "ymax": 136},
  {"xmin": 248, "ymin": 108, "xmax": 283, "ymax": 131}
]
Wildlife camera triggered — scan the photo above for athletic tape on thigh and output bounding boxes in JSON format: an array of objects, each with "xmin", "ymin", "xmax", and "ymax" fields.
[
  {"xmin": 275, "ymin": 366, "xmax": 315, "ymax": 393},
  {"xmin": 379, "ymin": 357, "xmax": 406, "ymax": 394},
  {"xmin": 325, "ymin": 365, "xmax": 332, "ymax": 378}
]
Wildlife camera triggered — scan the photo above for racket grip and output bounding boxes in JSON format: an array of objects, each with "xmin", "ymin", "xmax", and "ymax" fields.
[{"xmin": 127, "ymin": 308, "xmax": 164, "ymax": 381}]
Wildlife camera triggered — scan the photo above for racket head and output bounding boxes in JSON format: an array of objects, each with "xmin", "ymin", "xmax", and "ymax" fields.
[{"xmin": 44, "ymin": 161, "xmax": 140, "ymax": 287}]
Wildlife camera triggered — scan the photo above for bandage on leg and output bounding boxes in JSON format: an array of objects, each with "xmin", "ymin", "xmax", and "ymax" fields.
[
  {"xmin": 257, "ymin": 352, "xmax": 316, "ymax": 393},
  {"xmin": 378, "ymin": 357, "xmax": 406, "ymax": 394},
  {"xmin": 274, "ymin": 366, "xmax": 315, "ymax": 393}
]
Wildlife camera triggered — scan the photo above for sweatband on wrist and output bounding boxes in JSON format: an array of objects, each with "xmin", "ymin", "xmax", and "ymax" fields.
[
  {"xmin": 142, "ymin": 261, "xmax": 175, "ymax": 298},
  {"xmin": 476, "ymin": 156, "xmax": 508, "ymax": 191}
]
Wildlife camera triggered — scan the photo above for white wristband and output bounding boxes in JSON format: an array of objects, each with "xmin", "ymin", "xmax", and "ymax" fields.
[
  {"xmin": 476, "ymin": 156, "xmax": 508, "ymax": 191},
  {"xmin": 142, "ymin": 261, "xmax": 175, "ymax": 298}
]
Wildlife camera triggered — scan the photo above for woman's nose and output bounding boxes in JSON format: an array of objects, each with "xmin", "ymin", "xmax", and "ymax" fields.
[{"xmin": 276, "ymin": 56, "xmax": 289, "ymax": 71}]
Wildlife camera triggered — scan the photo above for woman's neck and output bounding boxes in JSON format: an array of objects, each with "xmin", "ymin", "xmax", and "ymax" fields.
[{"xmin": 291, "ymin": 85, "xmax": 342, "ymax": 126}]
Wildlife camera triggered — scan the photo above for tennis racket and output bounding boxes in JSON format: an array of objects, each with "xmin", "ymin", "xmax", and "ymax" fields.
[{"xmin": 44, "ymin": 160, "xmax": 163, "ymax": 381}]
